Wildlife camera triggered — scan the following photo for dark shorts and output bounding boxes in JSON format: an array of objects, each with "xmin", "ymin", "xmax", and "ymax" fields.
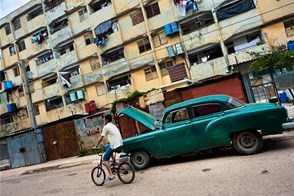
[{"xmin": 102, "ymin": 144, "xmax": 122, "ymax": 161}]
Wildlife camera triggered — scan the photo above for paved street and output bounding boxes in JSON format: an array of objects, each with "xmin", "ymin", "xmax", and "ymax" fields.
[{"xmin": 1, "ymin": 131, "xmax": 294, "ymax": 196}]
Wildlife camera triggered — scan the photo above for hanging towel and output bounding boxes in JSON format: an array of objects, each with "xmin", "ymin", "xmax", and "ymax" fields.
[
  {"xmin": 60, "ymin": 72, "xmax": 72, "ymax": 88},
  {"xmin": 178, "ymin": 5, "xmax": 186, "ymax": 16},
  {"xmin": 164, "ymin": 24, "xmax": 172, "ymax": 36}
]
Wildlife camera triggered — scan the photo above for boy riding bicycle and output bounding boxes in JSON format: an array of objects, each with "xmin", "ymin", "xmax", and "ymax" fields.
[{"xmin": 93, "ymin": 114, "xmax": 123, "ymax": 180}]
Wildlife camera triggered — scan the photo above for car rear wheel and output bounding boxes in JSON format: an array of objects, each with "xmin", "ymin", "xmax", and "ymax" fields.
[
  {"xmin": 130, "ymin": 150, "xmax": 150, "ymax": 170},
  {"xmin": 232, "ymin": 131, "xmax": 263, "ymax": 155}
]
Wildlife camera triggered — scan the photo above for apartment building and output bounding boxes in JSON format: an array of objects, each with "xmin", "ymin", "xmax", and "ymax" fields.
[{"xmin": 0, "ymin": 0, "xmax": 293, "ymax": 136}]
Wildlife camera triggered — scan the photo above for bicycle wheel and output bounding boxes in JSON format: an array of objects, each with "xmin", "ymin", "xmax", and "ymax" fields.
[
  {"xmin": 117, "ymin": 162, "xmax": 135, "ymax": 184},
  {"xmin": 91, "ymin": 166, "xmax": 106, "ymax": 186}
]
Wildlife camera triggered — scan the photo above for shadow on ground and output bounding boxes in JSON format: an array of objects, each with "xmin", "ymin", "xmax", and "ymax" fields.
[{"xmin": 147, "ymin": 132, "xmax": 294, "ymax": 169}]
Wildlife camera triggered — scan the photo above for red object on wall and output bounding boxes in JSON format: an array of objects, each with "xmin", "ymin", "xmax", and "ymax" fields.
[
  {"xmin": 181, "ymin": 74, "xmax": 247, "ymax": 103},
  {"xmin": 85, "ymin": 100, "xmax": 97, "ymax": 113}
]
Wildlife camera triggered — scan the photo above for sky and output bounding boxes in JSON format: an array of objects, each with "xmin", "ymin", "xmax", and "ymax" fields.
[{"xmin": 0, "ymin": 0, "xmax": 30, "ymax": 18}]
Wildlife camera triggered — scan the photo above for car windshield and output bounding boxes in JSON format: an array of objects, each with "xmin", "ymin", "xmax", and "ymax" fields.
[{"xmin": 228, "ymin": 97, "xmax": 245, "ymax": 108}]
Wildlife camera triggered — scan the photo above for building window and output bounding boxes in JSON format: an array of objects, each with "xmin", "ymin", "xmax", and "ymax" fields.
[
  {"xmin": 36, "ymin": 51, "xmax": 54, "ymax": 65},
  {"xmin": 56, "ymin": 43, "xmax": 74, "ymax": 57},
  {"xmin": 144, "ymin": 66, "xmax": 158, "ymax": 81},
  {"xmin": 180, "ymin": 12, "xmax": 214, "ymax": 35},
  {"xmin": 42, "ymin": 75, "xmax": 58, "ymax": 88},
  {"xmin": 102, "ymin": 48, "xmax": 124, "ymax": 65},
  {"xmin": 145, "ymin": 3, "xmax": 160, "ymax": 18},
  {"xmin": 284, "ymin": 18, "xmax": 294, "ymax": 37},
  {"xmin": 96, "ymin": 84, "xmax": 106, "ymax": 96},
  {"xmin": 138, "ymin": 38, "xmax": 151, "ymax": 53},
  {"xmin": 79, "ymin": 8, "xmax": 88, "ymax": 22},
  {"xmin": 108, "ymin": 75, "xmax": 130, "ymax": 91},
  {"xmin": 9, "ymin": 46, "xmax": 16, "ymax": 56},
  {"xmin": 0, "ymin": 114, "xmax": 13, "ymax": 125},
  {"xmin": 89, "ymin": 0, "xmax": 112, "ymax": 13},
  {"xmin": 84, "ymin": 33, "xmax": 93, "ymax": 45},
  {"xmin": 18, "ymin": 40, "xmax": 26, "ymax": 52},
  {"xmin": 13, "ymin": 66, "xmax": 20, "ymax": 77},
  {"xmin": 34, "ymin": 105, "xmax": 40, "ymax": 115},
  {"xmin": 18, "ymin": 86, "xmax": 24, "ymax": 98},
  {"xmin": 153, "ymin": 32, "xmax": 168, "ymax": 47},
  {"xmin": 27, "ymin": 6, "xmax": 43, "ymax": 21},
  {"xmin": 130, "ymin": 11, "xmax": 144, "ymax": 26},
  {"xmin": 90, "ymin": 58, "xmax": 101, "ymax": 70},
  {"xmin": 5, "ymin": 25, "xmax": 11, "ymax": 35},
  {"xmin": 159, "ymin": 61, "xmax": 174, "ymax": 76},
  {"xmin": 13, "ymin": 18, "xmax": 21, "ymax": 30},
  {"xmin": 45, "ymin": 96, "xmax": 64, "ymax": 111},
  {"xmin": 19, "ymin": 108, "xmax": 29, "ymax": 119}
]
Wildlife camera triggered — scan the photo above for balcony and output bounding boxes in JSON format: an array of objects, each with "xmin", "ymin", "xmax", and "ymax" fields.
[
  {"xmin": 102, "ymin": 31, "xmax": 123, "ymax": 51},
  {"xmin": 44, "ymin": 1, "xmax": 67, "ymax": 25},
  {"xmin": 37, "ymin": 58, "xmax": 59, "ymax": 76},
  {"xmin": 71, "ymin": 18, "xmax": 91, "ymax": 36},
  {"xmin": 89, "ymin": 1, "xmax": 115, "ymax": 26},
  {"xmin": 0, "ymin": 33, "xmax": 14, "ymax": 47},
  {"xmin": 102, "ymin": 58, "xmax": 129, "ymax": 80},
  {"xmin": 121, "ymin": 22, "xmax": 146, "ymax": 42},
  {"xmin": 190, "ymin": 57, "xmax": 227, "ymax": 82},
  {"xmin": 220, "ymin": 9, "xmax": 263, "ymax": 38},
  {"xmin": 173, "ymin": 0, "xmax": 217, "ymax": 20},
  {"xmin": 68, "ymin": 75, "xmax": 83, "ymax": 89},
  {"xmin": 107, "ymin": 84, "xmax": 134, "ymax": 103},
  {"xmin": 50, "ymin": 27, "xmax": 72, "ymax": 48},
  {"xmin": 27, "ymin": 15, "xmax": 46, "ymax": 34},
  {"xmin": 82, "ymin": 71, "xmax": 103, "ymax": 86},
  {"xmin": 228, "ymin": 44, "xmax": 267, "ymax": 65},
  {"xmin": 14, "ymin": 26, "xmax": 29, "ymax": 40},
  {"xmin": 42, "ymin": 83, "xmax": 64, "ymax": 100},
  {"xmin": 182, "ymin": 23, "xmax": 219, "ymax": 51},
  {"xmin": 57, "ymin": 50, "xmax": 78, "ymax": 68}
]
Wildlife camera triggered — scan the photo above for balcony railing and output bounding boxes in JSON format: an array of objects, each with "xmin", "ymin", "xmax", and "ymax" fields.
[
  {"xmin": 50, "ymin": 27, "xmax": 71, "ymax": 48},
  {"xmin": 190, "ymin": 57, "xmax": 227, "ymax": 82}
]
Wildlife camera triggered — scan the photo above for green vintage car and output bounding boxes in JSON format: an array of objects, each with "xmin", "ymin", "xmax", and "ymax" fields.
[{"xmin": 120, "ymin": 94, "xmax": 293, "ymax": 170}]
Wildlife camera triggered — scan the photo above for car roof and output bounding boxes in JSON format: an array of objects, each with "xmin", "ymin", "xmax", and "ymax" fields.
[{"xmin": 164, "ymin": 94, "xmax": 230, "ymax": 114}]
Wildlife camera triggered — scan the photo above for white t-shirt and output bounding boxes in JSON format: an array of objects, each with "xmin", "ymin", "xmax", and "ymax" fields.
[{"xmin": 101, "ymin": 123, "xmax": 123, "ymax": 149}]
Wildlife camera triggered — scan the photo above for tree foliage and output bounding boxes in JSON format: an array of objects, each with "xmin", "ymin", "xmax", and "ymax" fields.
[{"xmin": 248, "ymin": 45, "xmax": 294, "ymax": 73}]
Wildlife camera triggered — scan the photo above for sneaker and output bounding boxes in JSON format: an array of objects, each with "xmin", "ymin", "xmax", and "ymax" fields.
[{"xmin": 105, "ymin": 175, "xmax": 115, "ymax": 181}]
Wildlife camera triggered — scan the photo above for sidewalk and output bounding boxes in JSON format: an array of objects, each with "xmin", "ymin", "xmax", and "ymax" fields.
[{"xmin": 0, "ymin": 154, "xmax": 98, "ymax": 179}]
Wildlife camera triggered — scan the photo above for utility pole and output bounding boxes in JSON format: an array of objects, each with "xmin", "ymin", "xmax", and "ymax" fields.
[{"xmin": 18, "ymin": 60, "xmax": 37, "ymax": 129}]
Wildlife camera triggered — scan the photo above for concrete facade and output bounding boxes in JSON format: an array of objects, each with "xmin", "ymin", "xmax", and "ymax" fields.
[{"xmin": 0, "ymin": 0, "xmax": 293, "ymax": 135}]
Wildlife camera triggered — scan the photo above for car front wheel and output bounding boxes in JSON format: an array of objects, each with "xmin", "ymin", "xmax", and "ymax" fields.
[
  {"xmin": 130, "ymin": 150, "xmax": 150, "ymax": 170},
  {"xmin": 232, "ymin": 131, "xmax": 263, "ymax": 155}
]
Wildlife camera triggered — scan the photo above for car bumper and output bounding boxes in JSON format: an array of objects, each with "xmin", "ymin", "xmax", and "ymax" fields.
[{"xmin": 282, "ymin": 122, "xmax": 294, "ymax": 130}]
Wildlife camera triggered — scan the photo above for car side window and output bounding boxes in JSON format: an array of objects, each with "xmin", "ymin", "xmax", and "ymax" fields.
[
  {"xmin": 165, "ymin": 108, "xmax": 189, "ymax": 124},
  {"xmin": 192, "ymin": 103, "xmax": 221, "ymax": 118}
]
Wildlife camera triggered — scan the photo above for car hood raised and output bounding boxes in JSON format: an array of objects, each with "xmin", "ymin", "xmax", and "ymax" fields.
[{"xmin": 120, "ymin": 106, "xmax": 157, "ymax": 130}]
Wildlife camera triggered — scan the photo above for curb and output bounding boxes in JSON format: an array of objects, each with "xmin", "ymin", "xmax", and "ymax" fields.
[{"xmin": 22, "ymin": 160, "xmax": 95, "ymax": 175}]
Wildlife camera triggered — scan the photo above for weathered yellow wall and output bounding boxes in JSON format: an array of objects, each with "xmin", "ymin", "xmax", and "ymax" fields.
[
  {"xmin": 262, "ymin": 23, "xmax": 294, "ymax": 46},
  {"xmin": 257, "ymin": 0, "xmax": 294, "ymax": 23}
]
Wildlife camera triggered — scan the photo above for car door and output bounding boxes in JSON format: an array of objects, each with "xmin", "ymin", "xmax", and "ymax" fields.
[
  {"xmin": 191, "ymin": 103, "xmax": 231, "ymax": 149},
  {"xmin": 156, "ymin": 107, "xmax": 199, "ymax": 158}
]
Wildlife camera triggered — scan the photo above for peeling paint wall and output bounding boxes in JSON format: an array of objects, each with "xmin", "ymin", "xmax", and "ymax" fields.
[{"xmin": 262, "ymin": 23, "xmax": 294, "ymax": 47}]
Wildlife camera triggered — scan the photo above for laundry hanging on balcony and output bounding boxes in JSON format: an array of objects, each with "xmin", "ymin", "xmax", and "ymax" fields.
[
  {"xmin": 216, "ymin": 0, "xmax": 255, "ymax": 21},
  {"xmin": 32, "ymin": 29, "xmax": 48, "ymax": 44},
  {"xmin": 174, "ymin": 0, "xmax": 199, "ymax": 16},
  {"xmin": 94, "ymin": 20, "xmax": 118, "ymax": 47},
  {"xmin": 58, "ymin": 72, "xmax": 72, "ymax": 88}
]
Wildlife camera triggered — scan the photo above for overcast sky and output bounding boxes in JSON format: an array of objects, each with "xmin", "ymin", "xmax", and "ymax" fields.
[{"xmin": 1, "ymin": 0, "xmax": 30, "ymax": 18}]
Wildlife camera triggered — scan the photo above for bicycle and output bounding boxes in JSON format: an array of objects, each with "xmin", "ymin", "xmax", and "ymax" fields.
[{"xmin": 91, "ymin": 147, "xmax": 135, "ymax": 186}]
